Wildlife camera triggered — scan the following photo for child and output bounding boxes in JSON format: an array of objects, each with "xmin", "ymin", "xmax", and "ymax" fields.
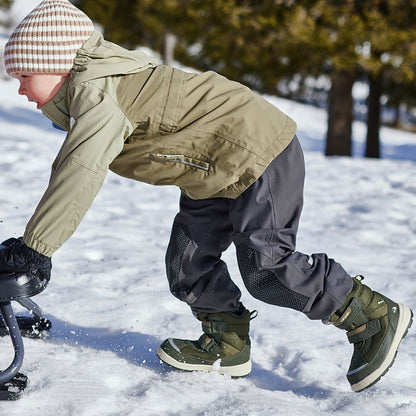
[{"xmin": 1, "ymin": 0, "xmax": 413, "ymax": 392}]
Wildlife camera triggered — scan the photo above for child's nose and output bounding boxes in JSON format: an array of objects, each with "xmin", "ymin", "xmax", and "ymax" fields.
[{"xmin": 18, "ymin": 84, "xmax": 25, "ymax": 95}]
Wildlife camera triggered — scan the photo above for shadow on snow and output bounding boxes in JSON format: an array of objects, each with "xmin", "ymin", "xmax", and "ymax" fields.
[
  {"xmin": 44, "ymin": 315, "xmax": 164, "ymax": 371},
  {"xmin": 41, "ymin": 315, "xmax": 333, "ymax": 399}
]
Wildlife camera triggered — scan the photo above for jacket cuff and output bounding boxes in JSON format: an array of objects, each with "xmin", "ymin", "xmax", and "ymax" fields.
[{"xmin": 23, "ymin": 233, "xmax": 55, "ymax": 257}]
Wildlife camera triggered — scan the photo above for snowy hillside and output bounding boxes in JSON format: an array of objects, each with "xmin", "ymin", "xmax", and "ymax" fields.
[{"xmin": 0, "ymin": 1, "xmax": 416, "ymax": 415}]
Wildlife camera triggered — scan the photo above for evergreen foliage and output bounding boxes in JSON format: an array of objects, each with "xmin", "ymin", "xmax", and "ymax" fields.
[
  {"xmin": 75, "ymin": 0, "xmax": 416, "ymax": 157},
  {"xmin": 0, "ymin": 0, "xmax": 12, "ymax": 9},
  {"xmin": 75, "ymin": 0, "xmax": 189, "ymax": 57}
]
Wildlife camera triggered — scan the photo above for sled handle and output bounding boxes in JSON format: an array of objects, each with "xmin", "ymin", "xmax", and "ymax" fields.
[
  {"xmin": 17, "ymin": 298, "xmax": 43, "ymax": 318},
  {"xmin": 0, "ymin": 302, "xmax": 24, "ymax": 384}
]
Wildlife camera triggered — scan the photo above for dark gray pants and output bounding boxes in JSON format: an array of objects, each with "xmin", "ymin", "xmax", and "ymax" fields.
[{"xmin": 165, "ymin": 137, "xmax": 353, "ymax": 320}]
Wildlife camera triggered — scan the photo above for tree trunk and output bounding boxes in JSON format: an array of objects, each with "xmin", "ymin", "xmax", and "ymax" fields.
[
  {"xmin": 162, "ymin": 31, "xmax": 177, "ymax": 66},
  {"xmin": 392, "ymin": 104, "xmax": 401, "ymax": 128},
  {"xmin": 325, "ymin": 70, "xmax": 355, "ymax": 156},
  {"xmin": 365, "ymin": 72, "xmax": 382, "ymax": 158}
]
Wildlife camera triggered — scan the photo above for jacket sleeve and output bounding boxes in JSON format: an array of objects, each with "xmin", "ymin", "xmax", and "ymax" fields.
[{"xmin": 23, "ymin": 83, "xmax": 133, "ymax": 256}]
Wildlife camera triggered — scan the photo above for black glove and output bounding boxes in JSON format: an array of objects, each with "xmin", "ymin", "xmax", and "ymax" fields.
[{"xmin": 0, "ymin": 237, "xmax": 52, "ymax": 281}]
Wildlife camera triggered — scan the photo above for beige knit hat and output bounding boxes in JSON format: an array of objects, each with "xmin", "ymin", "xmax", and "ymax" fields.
[{"xmin": 4, "ymin": 0, "xmax": 95, "ymax": 77}]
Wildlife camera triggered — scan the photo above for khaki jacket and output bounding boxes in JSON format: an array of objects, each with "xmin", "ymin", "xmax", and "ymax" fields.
[{"xmin": 23, "ymin": 32, "xmax": 297, "ymax": 256}]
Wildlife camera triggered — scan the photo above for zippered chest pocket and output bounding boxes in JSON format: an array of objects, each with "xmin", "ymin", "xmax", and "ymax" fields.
[{"xmin": 149, "ymin": 153, "xmax": 210, "ymax": 172}]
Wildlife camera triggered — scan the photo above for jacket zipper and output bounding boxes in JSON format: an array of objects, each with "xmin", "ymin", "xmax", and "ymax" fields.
[{"xmin": 151, "ymin": 153, "xmax": 209, "ymax": 171}]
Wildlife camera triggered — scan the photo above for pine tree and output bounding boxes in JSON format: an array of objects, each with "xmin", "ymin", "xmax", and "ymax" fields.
[
  {"xmin": 76, "ymin": 0, "xmax": 194, "ymax": 64},
  {"xmin": 355, "ymin": 0, "xmax": 416, "ymax": 157},
  {"xmin": 75, "ymin": 0, "xmax": 416, "ymax": 158},
  {"xmin": 0, "ymin": 0, "xmax": 12, "ymax": 8},
  {"xmin": 266, "ymin": 1, "xmax": 362, "ymax": 156},
  {"xmin": 281, "ymin": 0, "xmax": 416, "ymax": 157}
]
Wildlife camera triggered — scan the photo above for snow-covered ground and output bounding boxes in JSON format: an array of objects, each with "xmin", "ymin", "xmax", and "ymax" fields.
[{"xmin": 0, "ymin": 2, "xmax": 415, "ymax": 415}]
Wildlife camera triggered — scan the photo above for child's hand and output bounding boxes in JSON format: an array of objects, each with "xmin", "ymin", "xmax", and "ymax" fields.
[{"xmin": 0, "ymin": 237, "xmax": 52, "ymax": 281}]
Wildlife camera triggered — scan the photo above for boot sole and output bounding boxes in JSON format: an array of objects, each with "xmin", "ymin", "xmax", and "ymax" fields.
[
  {"xmin": 351, "ymin": 303, "xmax": 413, "ymax": 392},
  {"xmin": 157, "ymin": 344, "xmax": 252, "ymax": 378}
]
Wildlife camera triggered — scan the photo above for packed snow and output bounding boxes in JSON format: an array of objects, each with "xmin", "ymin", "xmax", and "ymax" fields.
[{"xmin": 0, "ymin": 1, "xmax": 415, "ymax": 415}]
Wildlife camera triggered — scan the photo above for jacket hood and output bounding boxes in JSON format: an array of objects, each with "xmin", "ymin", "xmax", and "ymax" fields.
[{"xmin": 72, "ymin": 31, "xmax": 158, "ymax": 82}]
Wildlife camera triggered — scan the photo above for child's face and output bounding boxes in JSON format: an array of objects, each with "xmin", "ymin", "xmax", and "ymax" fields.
[{"xmin": 16, "ymin": 73, "xmax": 68, "ymax": 109}]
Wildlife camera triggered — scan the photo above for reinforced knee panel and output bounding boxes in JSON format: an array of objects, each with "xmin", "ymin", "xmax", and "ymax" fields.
[
  {"xmin": 236, "ymin": 244, "xmax": 309, "ymax": 312},
  {"xmin": 165, "ymin": 222, "xmax": 192, "ymax": 300}
]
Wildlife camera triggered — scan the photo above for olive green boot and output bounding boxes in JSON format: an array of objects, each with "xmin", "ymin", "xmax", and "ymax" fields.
[
  {"xmin": 157, "ymin": 309, "xmax": 255, "ymax": 377},
  {"xmin": 330, "ymin": 276, "xmax": 413, "ymax": 392}
]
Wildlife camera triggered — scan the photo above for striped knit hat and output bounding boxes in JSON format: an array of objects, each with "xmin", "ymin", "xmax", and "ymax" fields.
[{"xmin": 4, "ymin": 0, "xmax": 95, "ymax": 77}]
